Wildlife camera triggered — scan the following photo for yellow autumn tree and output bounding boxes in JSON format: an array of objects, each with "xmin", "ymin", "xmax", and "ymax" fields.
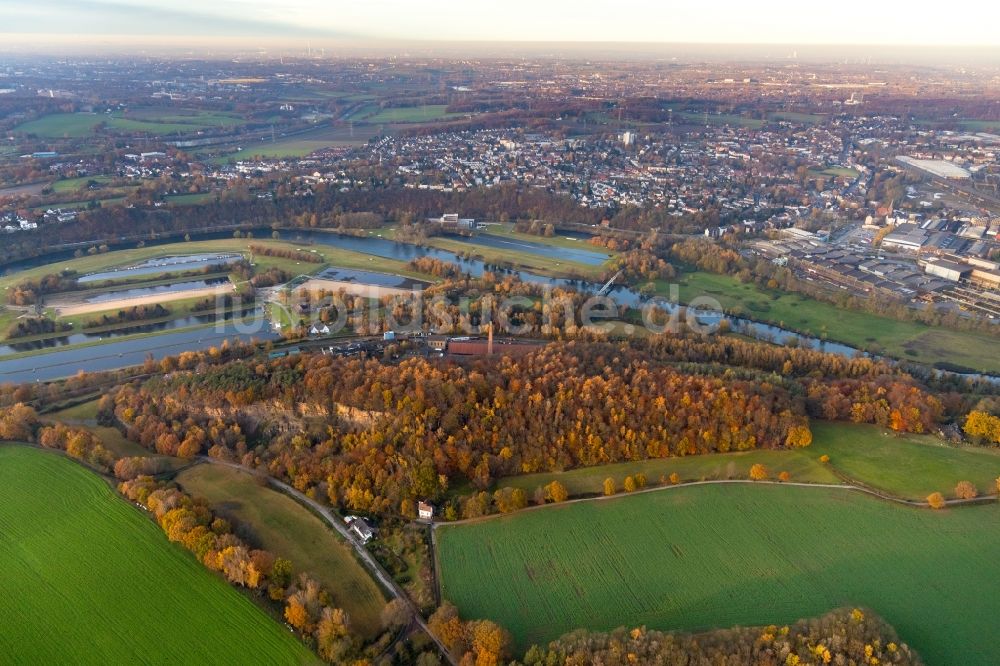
[
  {"xmin": 468, "ymin": 619, "xmax": 511, "ymax": 666},
  {"xmin": 749, "ymin": 463, "xmax": 769, "ymax": 481},
  {"xmin": 785, "ymin": 425, "xmax": 813, "ymax": 448},
  {"xmin": 927, "ymin": 492, "xmax": 946, "ymax": 509},
  {"xmin": 964, "ymin": 411, "xmax": 1000, "ymax": 445},
  {"xmin": 544, "ymin": 480, "xmax": 568, "ymax": 503},
  {"xmin": 316, "ymin": 607, "xmax": 351, "ymax": 663},
  {"xmin": 603, "ymin": 478, "xmax": 616, "ymax": 496}
]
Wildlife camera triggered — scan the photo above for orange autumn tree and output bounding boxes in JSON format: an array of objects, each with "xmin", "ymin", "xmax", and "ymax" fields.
[
  {"xmin": 927, "ymin": 492, "xmax": 946, "ymax": 509},
  {"xmin": 955, "ymin": 481, "xmax": 978, "ymax": 500},
  {"xmin": 0, "ymin": 403, "xmax": 38, "ymax": 441},
  {"xmin": 428, "ymin": 602, "xmax": 467, "ymax": 654},
  {"xmin": 285, "ymin": 596, "xmax": 309, "ymax": 631},
  {"xmin": 544, "ymin": 480, "xmax": 568, "ymax": 503},
  {"xmin": 750, "ymin": 464, "xmax": 769, "ymax": 481}
]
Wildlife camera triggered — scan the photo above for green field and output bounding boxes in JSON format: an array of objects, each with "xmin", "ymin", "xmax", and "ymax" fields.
[
  {"xmin": 363, "ymin": 105, "xmax": 464, "ymax": 124},
  {"xmin": 485, "ymin": 224, "xmax": 614, "ymax": 257},
  {"xmin": 219, "ymin": 124, "xmax": 379, "ymax": 160},
  {"xmin": 15, "ymin": 114, "xmax": 107, "ymax": 138},
  {"xmin": 499, "ymin": 447, "xmax": 838, "ymax": 496},
  {"xmin": 497, "ymin": 421, "xmax": 1000, "ymax": 501},
  {"xmin": 676, "ymin": 111, "xmax": 764, "ymax": 129},
  {"xmin": 0, "ymin": 446, "xmax": 315, "ymax": 664},
  {"xmin": 812, "ymin": 422, "xmax": 1000, "ymax": 500},
  {"xmin": 47, "ymin": 398, "xmax": 101, "ymax": 422},
  {"xmin": 670, "ymin": 270, "xmax": 1000, "ymax": 373},
  {"xmin": 31, "ymin": 196, "xmax": 127, "ymax": 212},
  {"xmin": 176, "ymin": 463, "xmax": 388, "ymax": 637},
  {"xmin": 495, "ymin": 421, "xmax": 1000, "ymax": 500},
  {"xmin": 164, "ymin": 192, "xmax": 217, "ymax": 206},
  {"xmin": 16, "ymin": 111, "xmax": 245, "ymax": 138},
  {"xmin": 437, "ymin": 483, "xmax": 1000, "ymax": 664},
  {"xmin": 50, "ymin": 176, "xmax": 114, "ymax": 193},
  {"xmin": 768, "ymin": 112, "xmax": 825, "ymax": 124}
]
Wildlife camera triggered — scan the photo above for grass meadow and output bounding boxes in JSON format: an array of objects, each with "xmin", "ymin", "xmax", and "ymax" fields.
[
  {"xmin": 0, "ymin": 445, "xmax": 316, "ymax": 665},
  {"xmin": 437, "ymin": 482, "xmax": 1000, "ymax": 664},
  {"xmin": 496, "ymin": 421, "xmax": 1000, "ymax": 501},
  {"xmin": 669, "ymin": 270, "xmax": 1000, "ymax": 373},
  {"xmin": 362, "ymin": 105, "xmax": 465, "ymax": 123},
  {"xmin": 176, "ymin": 463, "xmax": 388, "ymax": 637},
  {"xmin": 811, "ymin": 421, "xmax": 1000, "ymax": 500},
  {"xmin": 15, "ymin": 111, "xmax": 245, "ymax": 138},
  {"xmin": 499, "ymin": 446, "xmax": 838, "ymax": 496}
]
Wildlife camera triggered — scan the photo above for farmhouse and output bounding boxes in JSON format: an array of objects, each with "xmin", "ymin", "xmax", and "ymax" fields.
[
  {"xmin": 347, "ymin": 517, "xmax": 376, "ymax": 543},
  {"xmin": 418, "ymin": 501, "xmax": 434, "ymax": 520}
]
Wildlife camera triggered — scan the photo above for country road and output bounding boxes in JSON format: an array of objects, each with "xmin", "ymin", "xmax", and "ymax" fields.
[{"xmin": 197, "ymin": 457, "xmax": 457, "ymax": 666}]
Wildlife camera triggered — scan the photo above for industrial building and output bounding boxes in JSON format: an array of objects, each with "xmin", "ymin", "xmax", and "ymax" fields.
[
  {"xmin": 895, "ymin": 156, "xmax": 971, "ymax": 179},
  {"xmin": 923, "ymin": 259, "xmax": 972, "ymax": 282},
  {"xmin": 881, "ymin": 224, "xmax": 928, "ymax": 252}
]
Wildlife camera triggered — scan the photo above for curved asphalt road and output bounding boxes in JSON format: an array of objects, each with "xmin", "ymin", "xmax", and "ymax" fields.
[{"xmin": 198, "ymin": 457, "xmax": 457, "ymax": 665}]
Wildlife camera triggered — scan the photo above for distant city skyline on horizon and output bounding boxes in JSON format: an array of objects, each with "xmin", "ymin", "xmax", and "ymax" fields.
[{"xmin": 2, "ymin": 0, "xmax": 999, "ymax": 51}]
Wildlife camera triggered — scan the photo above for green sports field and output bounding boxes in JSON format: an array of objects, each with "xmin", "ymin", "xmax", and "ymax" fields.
[
  {"xmin": 0, "ymin": 445, "xmax": 316, "ymax": 665},
  {"xmin": 437, "ymin": 483, "xmax": 1000, "ymax": 664}
]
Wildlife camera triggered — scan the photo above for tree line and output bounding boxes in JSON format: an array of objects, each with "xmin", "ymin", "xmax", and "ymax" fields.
[
  {"xmin": 5, "ymin": 316, "xmax": 72, "ymax": 339},
  {"xmin": 83, "ymin": 303, "xmax": 171, "ymax": 329},
  {"xmin": 117, "ymin": 475, "xmax": 371, "ymax": 663},
  {"xmin": 248, "ymin": 243, "xmax": 323, "ymax": 264},
  {"xmin": 517, "ymin": 606, "xmax": 921, "ymax": 666}
]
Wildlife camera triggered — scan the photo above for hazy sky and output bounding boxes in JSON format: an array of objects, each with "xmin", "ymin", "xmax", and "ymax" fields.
[{"xmin": 3, "ymin": 0, "xmax": 998, "ymax": 46}]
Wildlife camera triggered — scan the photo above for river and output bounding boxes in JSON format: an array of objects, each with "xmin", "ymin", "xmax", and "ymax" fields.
[
  {"xmin": 0, "ymin": 315, "xmax": 279, "ymax": 384},
  {"xmin": 0, "ymin": 228, "xmax": 996, "ymax": 384}
]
